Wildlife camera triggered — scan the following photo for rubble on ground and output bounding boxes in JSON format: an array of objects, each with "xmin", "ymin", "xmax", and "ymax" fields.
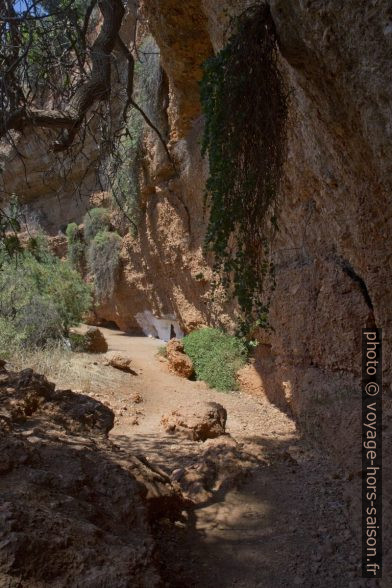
[
  {"xmin": 170, "ymin": 436, "xmax": 267, "ymax": 504},
  {"xmin": 105, "ymin": 353, "xmax": 134, "ymax": 373},
  {"xmin": 0, "ymin": 362, "xmax": 182, "ymax": 587}
]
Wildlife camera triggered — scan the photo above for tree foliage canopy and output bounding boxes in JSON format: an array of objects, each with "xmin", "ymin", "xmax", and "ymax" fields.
[
  {"xmin": 0, "ymin": 0, "xmax": 172, "ymax": 244},
  {"xmin": 0, "ymin": 0, "xmax": 169, "ymax": 154},
  {"xmin": 0, "ymin": 0, "xmax": 127, "ymax": 149}
]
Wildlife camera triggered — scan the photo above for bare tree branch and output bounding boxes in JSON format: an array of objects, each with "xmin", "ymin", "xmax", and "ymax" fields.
[
  {"xmin": 115, "ymin": 33, "xmax": 176, "ymax": 171},
  {"xmin": 0, "ymin": 0, "xmax": 125, "ymax": 151},
  {"xmin": 0, "ymin": 0, "xmax": 175, "ymax": 176}
]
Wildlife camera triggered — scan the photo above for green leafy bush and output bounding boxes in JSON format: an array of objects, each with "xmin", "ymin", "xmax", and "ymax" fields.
[
  {"xmin": 0, "ymin": 195, "xmax": 23, "ymax": 258},
  {"xmin": 183, "ymin": 328, "xmax": 247, "ymax": 391},
  {"xmin": 66, "ymin": 222, "xmax": 85, "ymax": 270},
  {"xmin": 83, "ymin": 208, "xmax": 111, "ymax": 243},
  {"xmin": 25, "ymin": 232, "xmax": 51, "ymax": 259},
  {"xmin": 0, "ymin": 241, "xmax": 92, "ymax": 357},
  {"xmin": 86, "ymin": 230, "xmax": 122, "ymax": 301}
]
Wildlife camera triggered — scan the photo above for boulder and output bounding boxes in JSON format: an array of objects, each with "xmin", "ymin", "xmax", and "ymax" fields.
[
  {"xmin": 166, "ymin": 338, "xmax": 194, "ymax": 379},
  {"xmin": 84, "ymin": 327, "xmax": 108, "ymax": 353},
  {"xmin": 105, "ymin": 354, "xmax": 133, "ymax": 373},
  {"xmin": 161, "ymin": 401, "xmax": 227, "ymax": 441},
  {"xmin": 1, "ymin": 365, "xmax": 113, "ymax": 435}
]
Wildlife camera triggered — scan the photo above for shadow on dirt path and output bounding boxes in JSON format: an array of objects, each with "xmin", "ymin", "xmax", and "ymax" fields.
[{"xmin": 74, "ymin": 326, "xmax": 363, "ymax": 587}]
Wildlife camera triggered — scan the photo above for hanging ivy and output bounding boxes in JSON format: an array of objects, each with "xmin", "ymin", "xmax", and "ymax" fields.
[{"xmin": 200, "ymin": 3, "xmax": 288, "ymax": 333}]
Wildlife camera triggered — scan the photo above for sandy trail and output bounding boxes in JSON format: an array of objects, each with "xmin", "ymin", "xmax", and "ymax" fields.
[{"xmin": 71, "ymin": 326, "xmax": 360, "ymax": 587}]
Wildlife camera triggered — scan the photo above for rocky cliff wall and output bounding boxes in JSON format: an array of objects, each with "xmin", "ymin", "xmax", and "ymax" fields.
[
  {"xmin": 116, "ymin": 0, "xmax": 392, "ymax": 419},
  {"xmin": 4, "ymin": 2, "xmax": 392, "ymax": 436},
  {"xmin": 102, "ymin": 0, "xmax": 392, "ymax": 508},
  {"xmin": 267, "ymin": 0, "xmax": 392, "ymax": 396}
]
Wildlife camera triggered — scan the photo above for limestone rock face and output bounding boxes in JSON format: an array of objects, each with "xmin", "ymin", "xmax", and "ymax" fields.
[
  {"xmin": 166, "ymin": 339, "xmax": 194, "ymax": 379},
  {"xmin": 133, "ymin": 0, "xmax": 392, "ymax": 476},
  {"xmin": 96, "ymin": 0, "xmax": 392, "ymax": 424},
  {"xmin": 140, "ymin": 0, "xmax": 213, "ymax": 139},
  {"xmin": 161, "ymin": 401, "xmax": 227, "ymax": 441}
]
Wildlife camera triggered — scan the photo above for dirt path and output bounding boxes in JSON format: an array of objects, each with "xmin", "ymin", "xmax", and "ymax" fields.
[{"xmin": 71, "ymin": 327, "xmax": 361, "ymax": 587}]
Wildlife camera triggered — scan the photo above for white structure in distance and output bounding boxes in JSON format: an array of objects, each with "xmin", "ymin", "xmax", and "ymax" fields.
[{"xmin": 135, "ymin": 310, "xmax": 184, "ymax": 342}]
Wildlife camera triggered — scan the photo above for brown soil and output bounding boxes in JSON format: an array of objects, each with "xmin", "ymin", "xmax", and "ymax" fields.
[{"xmin": 55, "ymin": 327, "xmax": 364, "ymax": 587}]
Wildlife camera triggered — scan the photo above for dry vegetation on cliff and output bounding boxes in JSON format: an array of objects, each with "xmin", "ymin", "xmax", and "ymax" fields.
[{"xmin": 200, "ymin": 3, "xmax": 288, "ymax": 331}]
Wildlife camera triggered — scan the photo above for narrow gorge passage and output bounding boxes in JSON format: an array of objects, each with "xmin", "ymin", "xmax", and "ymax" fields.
[
  {"xmin": 71, "ymin": 327, "xmax": 360, "ymax": 587},
  {"xmin": 0, "ymin": 1, "xmax": 389, "ymax": 584}
]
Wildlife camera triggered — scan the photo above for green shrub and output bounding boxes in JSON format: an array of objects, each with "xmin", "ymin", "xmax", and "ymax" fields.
[
  {"xmin": 0, "ymin": 241, "xmax": 92, "ymax": 357},
  {"xmin": 25, "ymin": 232, "xmax": 51, "ymax": 259},
  {"xmin": 66, "ymin": 222, "xmax": 85, "ymax": 270},
  {"xmin": 66, "ymin": 222, "xmax": 78, "ymax": 240},
  {"xmin": 0, "ymin": 195, "xmax": 23, "ymax": 258},
  {"xmin": 157, "ymin": 345, "xmax": 167, "ymax": 358},
  {"xmin": 69, "ymin": 332, "xmax": 88, "ymax": 352},
  {"xmin": 183, "ymin": 328, "xmax": 247, "ymax": 391},
  {"xmin": 86, "ymin": 230, "xmax": 122, "ymax": 301},
  {"xmin": 83, "ymin": 208, "xmax": 111, "ymax": 243},
  {"xmin": 0, "ymin": 317, "xmax": 24, "ymax": 356}
]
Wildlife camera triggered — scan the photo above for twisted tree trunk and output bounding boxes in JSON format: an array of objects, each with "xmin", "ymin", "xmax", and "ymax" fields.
[{"xmin": 0, "ymin": 0, "xmax": 125, "ymax": 152}]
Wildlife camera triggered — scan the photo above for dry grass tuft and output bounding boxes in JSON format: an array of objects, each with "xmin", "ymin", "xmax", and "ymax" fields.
[{"xmin": 8, "ymin": 344, "xmax": 95, "ymax": 393}]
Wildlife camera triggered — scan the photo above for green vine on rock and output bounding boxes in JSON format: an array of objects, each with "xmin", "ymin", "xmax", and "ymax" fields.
[{"xmin": 200, "ymin": 3, "xmax": 288, "ymax": 333}]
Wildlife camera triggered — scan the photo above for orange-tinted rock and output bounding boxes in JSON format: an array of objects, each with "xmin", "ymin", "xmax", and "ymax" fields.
[
  {"xmin": 140, "ymin": 0, "xmax": 213, "ymax": 139},
  {"xmin": 166, "ymin": 339, "xmax": 194, "ymax": 379},
  {"xmin": 0, "ymin": 364, "xmax": 183, "ymax": 586},
  {"xmin": 170, "ymin": 436, "xmax": 266, "ymax": 504},
  {"xmin": 161, "ymin": 401, "xmax": 227, "ymax": 441},
  {"xmin": 105, "ymin": 354, "xmax": 133, "ymax": 373},
  {"xmin": 84, "ymin": 327, "xmax": 108, "ymax": 353}
]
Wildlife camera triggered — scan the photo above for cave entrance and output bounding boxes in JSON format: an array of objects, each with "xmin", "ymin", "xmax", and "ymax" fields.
[{"xmin": 99, "ymin": 320, "xmax": 120, "ymax": 330}]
